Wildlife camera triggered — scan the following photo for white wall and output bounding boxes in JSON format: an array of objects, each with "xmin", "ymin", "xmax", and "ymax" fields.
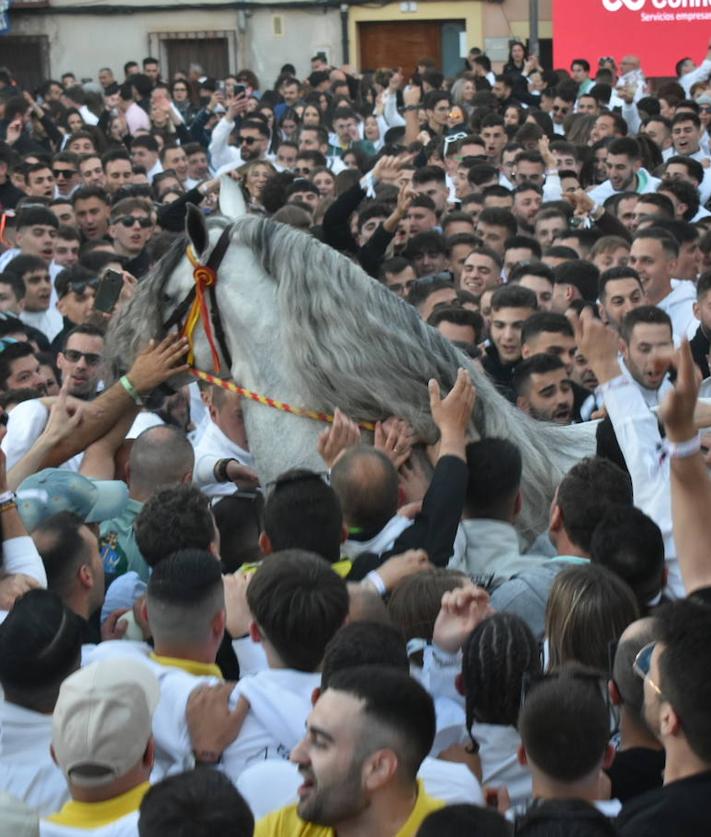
[{"xmin": 10, "ymin": 4, "xmax": 342, "ymax": 88}]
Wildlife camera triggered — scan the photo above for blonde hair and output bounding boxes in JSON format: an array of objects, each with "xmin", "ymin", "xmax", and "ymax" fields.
[{"xmin": 545, "ymin": 564, "xmax": 639, "ymax": 673}]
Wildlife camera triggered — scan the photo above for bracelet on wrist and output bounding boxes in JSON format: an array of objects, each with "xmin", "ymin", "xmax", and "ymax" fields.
[
  {"xmin": 0, "ymin": 490, "xmax": 16, "ymax": 506},
  {"xmin": 658, "ymin": 434, "xmax": 701, "ymax": 463},
  {"xmin": 214, "ymin": 458, "xmax": 237, "ymax": 483},
  {"xmin": 365, "ymin": 570, "xmax": 387, "ymax": 597},
  {"xmin": 119, "ymin": 375, "xmax": 144, "ymax": 406},
  {"xmin": 0, "ymin": 501, "xmax": 17, "ymax": 515}
]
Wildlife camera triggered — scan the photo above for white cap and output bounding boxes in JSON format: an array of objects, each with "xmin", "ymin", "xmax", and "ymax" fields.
[{"xmin": 52, "ymin": 658, "xmax": 159, "ymax": 787}]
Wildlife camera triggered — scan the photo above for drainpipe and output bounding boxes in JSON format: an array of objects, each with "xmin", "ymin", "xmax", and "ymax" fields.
[
  {"xmin": 340, "ymin": 4, "xmax": 350, "ymax": 65},
  {"xmin": 529, "ymin": 0, "xmax": 539, "ymax": 57}
]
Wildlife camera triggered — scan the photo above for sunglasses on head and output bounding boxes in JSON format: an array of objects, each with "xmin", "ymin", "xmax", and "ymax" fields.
[
  {"xmin": 65, "ymin": 278, "xmax": 99, "ymax": 296},
  {"xmin": 62, "ymin": 349, "xmax": 102, "ymax": 366},
  {"xmin": 116, "ymin": 215, "xmax": 152, "ymax": 229},
  {"xmin": 237, "ymin": 135, "xmax": 259, "ymax": 145},
  {"xmin": 52, "ymin": 169, "xmax": 77, "ymax": 179}
]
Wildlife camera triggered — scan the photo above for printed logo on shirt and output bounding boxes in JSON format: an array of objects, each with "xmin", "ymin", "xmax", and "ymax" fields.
[{"xmin": 100, "ymin": 530, "xmax": 128, "ymax": 577}]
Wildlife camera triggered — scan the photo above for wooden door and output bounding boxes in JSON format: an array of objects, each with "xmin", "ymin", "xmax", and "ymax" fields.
[
  {"xmin": 165, "ymin": 38, "xmax": 229, "ymax": 81},
  {"xmin": 359, "ymin": 21, "xmax": 442, "ymax": 80}
]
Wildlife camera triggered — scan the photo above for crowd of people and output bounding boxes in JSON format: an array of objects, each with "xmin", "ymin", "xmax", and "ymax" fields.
[{"xmin": 0, "ymin": 34, "xmax": 710, "ymax": 836}]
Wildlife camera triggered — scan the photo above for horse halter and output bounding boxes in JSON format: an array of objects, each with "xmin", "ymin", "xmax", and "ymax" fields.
[{"xmin": 163, "ymin": 224, "xmax": 234, "ymax": 372}]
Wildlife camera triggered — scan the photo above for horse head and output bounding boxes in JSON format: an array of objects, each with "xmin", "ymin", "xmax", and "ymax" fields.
[{"xmin": 106, "ymin": 201, "xmax": 597, "ymax": 539}]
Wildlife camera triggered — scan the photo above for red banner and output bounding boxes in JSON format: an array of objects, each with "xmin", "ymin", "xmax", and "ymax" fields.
[{"xmin": 553, "ymin": 0, "xmax": 711, "ymax": 79}]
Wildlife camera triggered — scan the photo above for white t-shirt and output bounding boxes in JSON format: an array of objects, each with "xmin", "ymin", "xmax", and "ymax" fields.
[
  {"xmin": 2, "ymin": 400, "xmax": 83, "ymax": 473},
  {"xmin": 472, "ymin": 723, "xmax": 532, "ymax": 808},
  {"xmin": 0, "ymin": 702, "xmax": 68, "ymax": 816},
  {"xmin": 192, "ymin": 419, "xmax": 255, "ymax": 498},
  {"xmin": 656, "ymin": 281, "xmax": 698, "ymax": 344},
  {"xmin": 0, "ymin": 536, "xmax": 49, "ymax": 625}
]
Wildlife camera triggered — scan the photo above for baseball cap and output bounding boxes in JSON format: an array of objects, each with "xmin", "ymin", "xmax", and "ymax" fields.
[
  {"xmin": 17, "ymin": 469, "xmax": 129, "ymax": 532},
  {"xmin": 52, "ymin": 658, "xmax": 159, "ymax": 787}
]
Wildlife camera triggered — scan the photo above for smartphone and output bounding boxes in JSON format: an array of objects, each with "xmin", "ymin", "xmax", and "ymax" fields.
[
  {"xmin": 94, "ymin": 269, "xmax": 124, "ymax": 314},
  {"xmin": 233, "ymin": 83, "xmax": 246, "ymax": 98},
  {"xmin": 217, "ymin": 80, "xmax": 226, "ymax": 93}
]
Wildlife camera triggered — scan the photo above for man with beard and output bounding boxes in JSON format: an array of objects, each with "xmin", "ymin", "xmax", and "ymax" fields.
[
  {"xmin": 619, "ymin": 307, "xmax": 674, "ymax": 408},
  {"xmin": 255, "ymin": 667, "xmax": 442, "ymax": 836},
  {"xmin": 617, "ymin": 601, "xmax": 711, "ymax": 837},
  {"xmin": 589, "ymin": 138, "xmax": 661, "ymax": 205},
  {"xmin": 512, "ymin": 183, "xmax": 543, "ymax": 235},
  {"xmin": 514, "ymin": 354, "xmax": 574, "ymax": 425},
  {"xmin": 56, "ymin": 324, "xmax": 105, "ymax": 400}
]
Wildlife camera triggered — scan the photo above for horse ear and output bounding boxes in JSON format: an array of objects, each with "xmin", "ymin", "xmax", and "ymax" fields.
[
  {"xmin": 218, "ymin": 173, "xmax": 247, "ymax": 220},
  {"xmin": 185, "ymin": 203, "xmax": 209, "ymax": 257}
]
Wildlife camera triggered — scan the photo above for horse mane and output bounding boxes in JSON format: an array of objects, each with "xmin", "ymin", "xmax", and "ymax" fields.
[
  {"xmin": 106, "ymin": 213, "xmax": 594, "ymax": 538},
  {"xmin": 232, "ymin": 215, "xmax": 593, "ymax": 537}
]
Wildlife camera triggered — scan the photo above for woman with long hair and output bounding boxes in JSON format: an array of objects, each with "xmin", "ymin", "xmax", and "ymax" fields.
[{"xmin": 240, "ymin": 159, "xmax": 278, "ymax": 213}]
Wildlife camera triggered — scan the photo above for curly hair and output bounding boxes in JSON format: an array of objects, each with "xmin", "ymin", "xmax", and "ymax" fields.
[{"xmin": 135, "ymin": 485, "xmax": 215, "ymax": 568}]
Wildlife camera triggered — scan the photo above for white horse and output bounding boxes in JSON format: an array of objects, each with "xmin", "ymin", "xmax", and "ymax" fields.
[{"xmin": 106, "ymin": 177, "xmax": 596, "ymax": 539}]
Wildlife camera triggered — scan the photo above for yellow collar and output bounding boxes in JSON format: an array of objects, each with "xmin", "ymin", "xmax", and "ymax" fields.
[
  {"xmin": 149, "ymin": 652, "xmax": 222, "ymax": 678},
  {"xmin": 331, "ymin": 559, "xmax": 353, "ymax": 578},
  {"xmin": 46, "ymin": 781, "xmax": 150, "ymax": 828}
]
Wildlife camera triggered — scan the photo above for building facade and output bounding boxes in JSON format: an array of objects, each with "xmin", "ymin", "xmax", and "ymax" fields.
[{"xmin": 2, "ymin": 0, "xmax": 551, "ymax": 90}]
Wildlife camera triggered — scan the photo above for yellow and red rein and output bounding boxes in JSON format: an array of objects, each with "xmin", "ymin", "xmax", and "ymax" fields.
[{"xmin": 183, "ymin": 246, "xmax": 376, "ymax": 432}]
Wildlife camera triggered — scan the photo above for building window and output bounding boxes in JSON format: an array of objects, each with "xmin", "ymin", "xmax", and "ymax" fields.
[{"xmin": 149, "ymin": 30, "xmax": 237, "ymax": 81}]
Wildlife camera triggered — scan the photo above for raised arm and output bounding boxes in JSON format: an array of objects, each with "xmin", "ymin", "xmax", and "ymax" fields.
[{"xmin": 659, "ymin": 341, "xmax": 711, "ymax": 594}]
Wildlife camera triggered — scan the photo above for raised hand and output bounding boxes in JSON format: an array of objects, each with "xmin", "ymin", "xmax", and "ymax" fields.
[
  {"xmin": 433, "ymin": 581, "xmax": 493, "ymax": 654},
  {"xmin": 429, "ymin": 368, "xmax": 476, "ymax": 438},
  {"xmin": 317, "ymin": 408, "xmax": 361, "ymax": 468},
  {"xmin": 660, "ymin": 340, "xmax": 700, "ymax": 443},
  {"xmin": 127, "ymin": 333, "xmax": 190, "ymax": 394},
  {"xmin": 374, "ymin": 416, "xmax": 414, "ymax": 469},
  {"xmin": 567, "ymin": 308, "xmax": 621, "ymax": 385}
]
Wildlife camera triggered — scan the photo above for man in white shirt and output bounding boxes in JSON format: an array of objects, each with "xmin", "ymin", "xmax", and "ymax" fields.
[
  {"xmin": 618, "ymin": 306, "xmax": 675, "ymax": 408},
  {"xmin": 130, "ymin": 136, "xmax": 162, "ymax": 184},
  {"xmin": 0, "ymin": 589, "xmax": 82, "ymax": 815},
  {"xmin": 677, "ymin": 39, "xmax": 711, "ymax": 96},
  {"xmin": 0, "ymin": 206, "xmax": 58, "ymax": 274},
  {"xmin": 664, "ymin": 112, "xmax": 710, "ymax": 163},
  {"xmin": 589, "ymin": 137, "xmax": 661, "ymax": 206},
  {"xmin": 629, "ymin": 229, "xmax": 697, "ymax": 342},
  {"xmin": 41, "ymin": 658, "xmax": 159, "ymax": 836},
  {"xmin": 192, "ymin": 385, "xmax": 257, "ymax": 497}
]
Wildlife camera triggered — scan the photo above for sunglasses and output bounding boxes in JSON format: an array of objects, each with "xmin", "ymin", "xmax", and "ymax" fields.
[
  {"xmin": 553, "ymin": 106, "xmax": 570, "ymax": 113},
  {"xmin": 632, "ymin": 641, "xmax": 663, "ymax": 697},
  {"xmin": 62, "ymin": 349, "xmax": 102, "ymax": 366},
  {"xmin": 388, "ymin": 279, "xmax": 415, "ymax": 295},
  {"xmin": 237, "ymin": 136, "xmax": 259, "ymax": 145},
  {"xmin": 53, "ymin": 168, "xmax": 78, "ymax": 179},
  {"xmin": 116, "ymin": 215, "xmax": 152, "ymax": 229},
  {"xmin": 293, "ymin": 166, "xmax": 312, "ymax": 175}
]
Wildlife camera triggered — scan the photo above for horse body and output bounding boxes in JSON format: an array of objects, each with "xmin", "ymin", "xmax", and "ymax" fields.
[{"xmin": 107, "ymin": 206, "xmax": 596, "ymax": 540}]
